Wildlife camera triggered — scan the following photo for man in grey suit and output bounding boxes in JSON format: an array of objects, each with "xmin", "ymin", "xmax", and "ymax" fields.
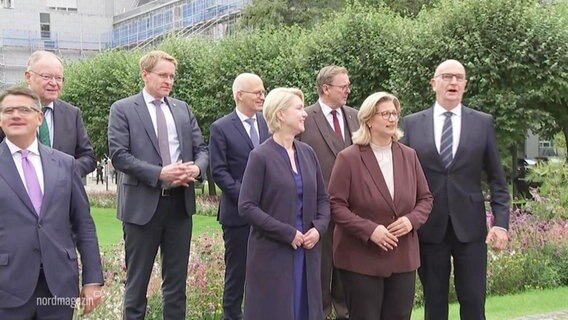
[
  {"xmin": 210, "ymin": 73, "xmax": 270, "ymax": 320},
  {"xmin": 401, "ymin": 59, "xmax": 510, "ymax": 320},
  {"xmin": 0, "ymin": 87, "xmax": 103, "ymax": 320},
  {"xmin": 108, "ymin": 50, "xmax": 208, "ymax": 320},
  {"xmin": 297, "ymin": 65, "xmax": 359, "ymax": 319},
  {"xmin": 0, "ymin": 50, "xmax": 96, "ymax": 177}
]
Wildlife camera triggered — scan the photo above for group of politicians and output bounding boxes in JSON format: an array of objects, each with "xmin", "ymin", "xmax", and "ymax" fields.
[{"xmin": 0, "ymin": 49, "xmax": 510, "ymax": 320}]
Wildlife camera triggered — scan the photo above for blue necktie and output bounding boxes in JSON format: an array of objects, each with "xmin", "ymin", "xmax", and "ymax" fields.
[
  {"xmin": 245, "ymin": 118, "xmax": 259, "ymax": 147},
  {"xmin": 440, "ymin": 111, "xmax": 453, "ymax": 168}
]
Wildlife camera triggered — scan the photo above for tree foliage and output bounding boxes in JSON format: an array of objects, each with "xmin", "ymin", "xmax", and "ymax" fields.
[{"xmin": 61, "ymin": 0, "xmax": 568, "ymax": 160}]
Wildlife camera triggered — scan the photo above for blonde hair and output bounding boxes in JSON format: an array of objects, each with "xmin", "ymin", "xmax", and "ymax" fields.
[
  {"xmin": 352, "ymin": 92, "xmax": 402, "ymax": 145},
  {"xmin": 263, "ymin": 87, "xmax": 304, "ymax": 133},
  {"xmin": 139, "ymin": 50, "xmax": 177, "ymax": 72},
  {"xmin": 316, "ymin": 65, "xmax": 348, "ymax": 96}
]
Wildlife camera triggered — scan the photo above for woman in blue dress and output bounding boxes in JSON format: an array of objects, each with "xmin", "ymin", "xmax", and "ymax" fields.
[{"xmin": 239, "ymin": 87, "xmax": 330, "ymax": 320}]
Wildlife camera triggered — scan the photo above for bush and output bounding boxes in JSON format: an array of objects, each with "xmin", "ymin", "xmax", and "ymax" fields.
[{"xmin": 87, "ymin": 190, "xmax": 117, "ymax": 209}]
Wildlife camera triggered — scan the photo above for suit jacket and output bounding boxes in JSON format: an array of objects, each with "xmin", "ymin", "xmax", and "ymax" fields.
[
  {"xmin": 328, "ymin": 142, "xmax": 432, "ymax": 277},
  {"xmin": 108, "ymin": 92, "xmax": 209, "ymax": 225},
  {"xmin": 209, "ymin": 111, "xmax": 270, "ymax": 227},
  {"xmin": 401, "ymin": 105, "xmax": 510, "ymax": 243},
  {"xmin": 0, "ymin": 99, "xmax": 97, "ymax": 177},
  {"xmin": 0, "ymin": 142, "xmax": 103, "ymax": 308},
  {"xmin": 238, "ymin": 138, "xmax": 330, "ymax": 320},
  {"xmin": 297, "ymin": 102, "xmax": 359, "ymax": 185}
]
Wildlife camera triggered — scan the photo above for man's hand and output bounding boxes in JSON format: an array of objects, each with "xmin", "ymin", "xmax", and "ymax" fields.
[
  {"xmin": 302, "ymin": 228, "xmax": 320, "ymax": 250},
  {"xmin": 370, "ymin": 225, "xmax": 398, "ymax": 251},
  {"xmin": 161, "ymin": 161, "xmax": 200, "ymax": 187},
  {"xmin": 486, "ymin": 227, "xmax": 508, "ymax": 250},
  {"xmin": 387, "ymin": 216, "xmax": 413, "ymax": 238},
  {"xmin": 79, "ymin": 285, "xmax": 103, "ymax": 315}
]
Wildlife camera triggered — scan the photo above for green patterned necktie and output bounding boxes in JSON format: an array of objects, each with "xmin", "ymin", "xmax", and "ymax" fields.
[{"xmin": 38, "ymin": 107, "xmax": 51, "ymax": 147}]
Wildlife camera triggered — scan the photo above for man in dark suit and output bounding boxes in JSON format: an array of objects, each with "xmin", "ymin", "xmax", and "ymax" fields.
[
  {"xmin": 297, "ymin": 65, "xmax": 359, "ymax": 319},
  {"xmin": 0, "ymin": 50, "xmax": 96, "ymax": 177},
  {"xmin": 209, "ymin": 73, "xmax": 270, "ymax": 320},
  {"xmin": 0, "ymin": 87, "xmax": 103, "ymax": 320},
  {"xmin": 401, "ymin": 59, "xmax": 510, "ymax": 320},
  {"xmin": 108, "ymin": 50, "xmax": 208, "ymax": 320}
]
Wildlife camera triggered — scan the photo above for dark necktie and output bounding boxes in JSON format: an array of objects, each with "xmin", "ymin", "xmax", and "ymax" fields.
[
  {"xmin": 20, "ymin": 150, "xmax": 43, "ymax": 215},
  {"xmin": 244, "ymin": 118, "xmax": 259, "ymax": 147},
  {"xmin": 331, "ymin": 110, "xmax": 343, "ymax": 142},
  {"xmin": 440, "ymin": 111, "xmax": 453, "ymax": 168},
  {"xmin": 38, "ymin": 107, "xmax": 51, "ymax": 147},
  {"xmin": 152, "ymin": 100, "xmax": 172, "ymax": 166}
]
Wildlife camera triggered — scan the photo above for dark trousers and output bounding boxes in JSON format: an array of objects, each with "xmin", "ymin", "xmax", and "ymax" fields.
[
  {"xmin": 122, "ymin": 189, "xmax": 191, "ymax": 320},
  {"xmin": 221, "ymin": 225, "xmax": 250, "ymax": 320},
  {"xmin": 0, "ymin": 269, "xmax": 74, "ymax": 320},
  {"xmin": 340, "ymin": 269, "xmax": 416, "ymax": 320},
  {"xmin": 418, "ymin": 221, "xmax": 487, "ymax": 320},
  {"xmin": 322, "ymin": 221, "xmax": 349, "ymax": 319}
]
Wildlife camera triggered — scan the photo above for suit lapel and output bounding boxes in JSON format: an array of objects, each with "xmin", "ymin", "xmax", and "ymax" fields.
[
  {"xmin": 134, "ymin": 93, "xmax": 161, "ymax": 157},
  {"xmin": 257, "ymin": 112, "xmax": 270, "ymax": 143},
  {"xmin": 311, "ymin": 103, "xmax": 343, "ymax": 156},
  {"xmin": 51, "ymin": 100, "xmax": 61, "ymax": 149},
  {"xmin": 359, "ymin": 145, "xmax": 396, "ymax": 213},
  {"xmin": 0, "ymin": 143, "xmax": 39, "ymax": 217},
  {"xmin": 342, "ymin": 106, "xmax": 358, "ymax": 145},
  {"xmin": 38, "ymin": 144, "xmax": 58, "ymax": 219},
  {"xmin": 392, "ymin": 143, "xmax": 404, "ymax": 211},
  {"xmin": 231, "ymin": 111, "xmax": 254, "ymax": 149},
  {"xmin": 421, "ymin": 107, "xmax": 446, "ymax": 171}
]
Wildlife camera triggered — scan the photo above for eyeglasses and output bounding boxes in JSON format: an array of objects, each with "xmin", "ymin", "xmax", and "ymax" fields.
[
  {"xmin": 0, "ymin": 105, "xmax": 40, "ymax": 116},
  {"xmin": 240, "ymin": 90, "xmax": 266, "ymax": 97},
  {"xmin": 327, "ymin": 83, "xmax": 351, "ymax": 91},
  {"xmin": 376, "ymin": 111, "xmax": 400, "ymax": 120},
  {"xmin": 149, "ymin": 71, "xmax": 176, "ymax": 80},
  {"xmin": 29, "ymin": 70, "xmax": 65, "ymax": 83},
  {"xmin": 434, "ymin": 73, "xmax": 467, "ymax": 82}
]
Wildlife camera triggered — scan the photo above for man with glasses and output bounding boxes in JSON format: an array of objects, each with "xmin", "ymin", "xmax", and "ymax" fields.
[
  {"xmin": 401, "ymin": 59, "xmax": 510, "ymax": 320},
  {"xmin": 108, "ymin": 50, "xmax": 208, "ymax": 319},
  {"xmin": 0, "ymin": 50, "xmax": 96, "ymax": 177},
  {"xmin": 297, "ymin": 65, "xmax": 359, "ymax": 319},
  {"xmin": 209, "ymin": 73, "xmax": 270, "ymax": 320},
  {"xmin": 0, "ymin": 87, "xmax": 103, "ymax": 319}
]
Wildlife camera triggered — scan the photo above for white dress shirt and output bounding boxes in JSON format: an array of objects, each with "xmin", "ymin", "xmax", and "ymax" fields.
[
  {"xmin": 143, "ymin": 89, "xmax": 181, "ymax": 163},
  {"xmin": 433, "ymin": 103, "xmax": 462, "ymax": 157},
  {"xmin": 319, "ymin": 99, "xmax": 345, "ymax": 138},
  {"xmin": 236, "ymin": 108, "xmax": 259, "ymax": 139},
  {"xmin": 370, "ymin": 142, "xmax": 394, "ymax": 200},
  {"xmin": 6, "ymin": 138, "xmax": 45, "ymax": 194}
]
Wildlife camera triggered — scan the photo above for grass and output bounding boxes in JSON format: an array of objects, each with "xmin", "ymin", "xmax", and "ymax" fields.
[
  {"xmin": 91, "ymin": 207, "xmax": 220, "ymax": 248},
  {"xmin": 411, "ymin": 286, "xmax": 568, "ymax": 319}
]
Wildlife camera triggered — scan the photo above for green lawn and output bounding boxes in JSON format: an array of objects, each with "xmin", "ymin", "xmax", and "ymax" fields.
[
  {"xmin": 91, "ymin": 207, "xmax": 220, "ymax": 248},
  {"xmin": 411, "ymin": 286, "xmax": 568, "ymax": 319}
]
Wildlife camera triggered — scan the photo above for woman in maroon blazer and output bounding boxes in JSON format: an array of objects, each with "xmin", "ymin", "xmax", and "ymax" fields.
[
  {"xmin": 238, "ymin": 88, "xmax": 330, "ymax": 320},
  {"xmin": 328, "ymin": 92, "xmax": 433, "ymax": 320}
]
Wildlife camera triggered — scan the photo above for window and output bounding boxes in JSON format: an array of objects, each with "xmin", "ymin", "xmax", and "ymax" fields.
[
  {"xmin": 2, "ymin": 0, "xmax": 14, "ymax": 9},
  {"xmin": 40, "ymin": 13, "xmax": 51, "ymax": 39}
]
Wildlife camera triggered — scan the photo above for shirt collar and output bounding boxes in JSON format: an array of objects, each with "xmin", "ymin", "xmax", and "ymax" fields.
[
  {"xmin": 43, "ymin": 101, "xmax": 54, "ymax": 110},
  {"xmin": 318, "ymin": 99, "xmax": 343, "ymax": 118},
  {"xmin": 434, "ymin": 102, "xmax": 462, "ymax": 118},
  {"xmin": 235, "ymin": 108, "xmax": 256, "ymax": 123},
  {"xmin": 143, "ymin": 89, "xmax": 164, "ymax": 105},
  {"xmin": 6, "ymin": 138, "xmax": 40, "ymax": 156}
]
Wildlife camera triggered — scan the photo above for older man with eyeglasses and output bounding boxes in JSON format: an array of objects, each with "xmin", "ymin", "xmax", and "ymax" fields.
[
  {"xmin": 0, "ymin": 50, "xmax": 96, "ymax": 177},
  {"xmin": 401, "ymin": 59, "xmax": 510, "ymax": 320}
]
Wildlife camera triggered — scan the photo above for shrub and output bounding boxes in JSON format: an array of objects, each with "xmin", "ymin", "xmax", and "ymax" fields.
[{"xmin": 87, "ymin": 190, "xmax": 117, "ymax": 209}]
